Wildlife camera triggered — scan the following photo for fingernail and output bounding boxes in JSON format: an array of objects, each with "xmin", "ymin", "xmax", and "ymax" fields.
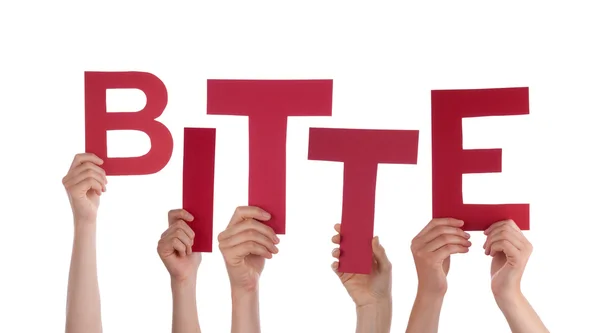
[
  {"xmin": 273, "ymin": 246, "xmax": 279, "ymax": 253},
  {"xmin": 263, "ymin": 212, "xmax": 271, "ymax": 219},
  {"xmin": 464, "ymin": 232, "xmax": 471, "ymax": 239},
  {"xmin": 273, "ymin": 235, "xmax": 280, "ymax": 243},
  {"xmin": 374, "ymin": 236, "xmax": 380, "ymax": 245}
]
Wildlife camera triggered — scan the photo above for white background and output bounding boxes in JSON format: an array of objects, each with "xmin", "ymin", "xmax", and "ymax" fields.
[{"xmin": 1, "ymin": 1, "xmax": 599, "ymax": 332}]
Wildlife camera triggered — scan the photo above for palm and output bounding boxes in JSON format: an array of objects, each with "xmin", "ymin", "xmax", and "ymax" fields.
[
  {"xmin": 442, "ymin": 257, "xmax": 451, "ymax": 275},
  {"xmin": 165, "ymin": 253, "xmax": 201, "ymax": 280},
  {"xmin": 71, "ymin": 190, "xmax": 99, "ymax": 221},
  {"xmin": 229, "ymin": 254, "xmax": 265, "ymax": 290},
  {"xmin": 490, "ymin": 253, "xmax": 510, "ymax": 293},
  {"xmin": 337, "ymin": 261, "xmax": 387, "ymax": 306}
]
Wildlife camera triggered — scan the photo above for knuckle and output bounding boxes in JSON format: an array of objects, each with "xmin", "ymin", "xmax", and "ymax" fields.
[{"xmin": 234, "ymin": 206, "xmax": 245, "ymax": 215}]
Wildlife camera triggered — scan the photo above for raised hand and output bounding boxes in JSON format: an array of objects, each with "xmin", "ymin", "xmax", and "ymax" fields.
[
  {"xmin": 218, "ymin": 206, "xmax": 279, "ymax": 292},
  {"xmin": 331, "ymin": 223, "xmax": 392, "ymax": 307},
  {"xmin": 410, "ymin": 218, "xmax": 471, "ymax": 295},
  {"xmin": 63, "ymin": 153, "xmax": 107, "ymax": 333},
  {"xmin": 484, "ymin": 220, "xmax": 549, "ymax": 333},
  {"xmin": 484, "ymin": 219, "xmax": 533, "ymax": 299},
  {"xmin": 158, "ymin": 209, "xmax": 201, "ymax": 283},
  {"xmin": 406, "ymin": 218, "xmax": 471, "ymax": 333},
  {"xmin": 62, "ymin": 153, "xmax": 107, "ymax": 223}
]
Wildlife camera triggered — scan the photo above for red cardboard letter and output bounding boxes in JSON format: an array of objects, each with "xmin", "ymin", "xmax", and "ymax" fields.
[
  {"xmin": 85, "ymin": 71, "xmax": 173, "ymax": 175},
  {"xmin": 431, "ymin": 87, "xmax": 530, "ymax": 231},
  {"xmin": 308, "ymin": 128, "xmax": 419, "ymax": 274},
  {"xmin": 207, "ymin": 80, "xmax": 333, "ymax": 234},
  {"xmin": 183, "ymin": 128, "xmax": 216, "ymax": 252}
]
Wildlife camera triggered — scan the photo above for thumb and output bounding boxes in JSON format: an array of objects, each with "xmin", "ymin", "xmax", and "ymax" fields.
[{"xmin": 372, "ymin": 236, "xmax": 391, "ymax": 272}]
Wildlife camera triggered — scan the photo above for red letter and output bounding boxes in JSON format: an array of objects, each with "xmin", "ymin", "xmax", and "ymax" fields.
[
  {"xmin": 308, "ymin": 128, "xmax": 419, "ymax": 274},
  {"xmin": 207, "ymin": 80, "xmax": 333, "ymax": 234},
  {"xmin": 85, "ymin": 71, "xmax": 173, "ymax": 175},
  {"xmin": 183, "ymin": 128, "xmax": 216, "ymax": 252},
  {"xmin": 431, "ymin": 87, "xmax": 530, "ymax": 231}
]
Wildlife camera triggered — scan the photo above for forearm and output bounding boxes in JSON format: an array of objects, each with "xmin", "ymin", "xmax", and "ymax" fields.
[
  {"xmin": 231, "ymin": 287, "xmax": 260, "ymax": 333},
  {"xmin": 66, "ymin": 222, "xmax": 102, "ymax": 333},
  {"xmin": 171, "ymin": 279, "xmax": 201, "ymax": 333},
  {"xmin": 496, "ymin": 292, "xmax": 549, "ymax": 333},
  {"xmin": 356, "ymin": 299, "xmax": 392, "ymax": 333},
  {"xmin": 406, "ymin": 291, "xmax": 444, "ymax": 333}
]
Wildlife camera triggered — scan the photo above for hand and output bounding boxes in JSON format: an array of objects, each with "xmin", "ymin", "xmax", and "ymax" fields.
[
  {"xmin": 484, "ymin": 219, "xmax": 532, "ymax": 300},
  {"xmin": 410, "ymin": 218, "xmax": 471, "ymax": 296},
  {"xmin": 331, "ymin": 223, "xmax": 392, "ymax": 307},
  {"xmin": 157, "ymin": 209, "xmax": 201, "ymax": 283},
  {"xmin": 218, "ymin": 206, "xmax": 279, "ymax": 292},
  {"xmin": 62, "ymin": 153, "xmax": 107, "ymax": 223}
]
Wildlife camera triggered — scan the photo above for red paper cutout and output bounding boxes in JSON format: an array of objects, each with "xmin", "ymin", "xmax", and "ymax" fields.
[
  {"xmin": 84, "ymin": 71, "xmax": 173, "ymax": 175},
  {"xmin": 182, "ymin": 128, "xmax": 216, "ymax": 252},
  {"xmin": 207, "ymin": 80, "xmax": 333, "ymax": 234},
  {"xmin": 431, "ymin": 87, "xmax": 530, "ymax": 231},
  {"xmin": 308, "ymin": 128, "xmax": 419, "ymax": 274}
]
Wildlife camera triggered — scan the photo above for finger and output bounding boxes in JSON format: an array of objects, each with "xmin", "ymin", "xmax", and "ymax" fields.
[
  {"xmin": 168, "ymin": 209, "xmax": 194, "ymax": 225},
  {"xmin": 219, "ymin": 228, "xmax": 278, "ymax": 253},
  {"xmin": 484, "ymin": 219, "xmax": 520, "ymax": 235},
  {"xmin": 71, "ymin": 162, "xmax": 107, "ymax": 180},
  {"xmin": 332, "ymin": 248, "xmax": 340, "ymax": 259},
  {"xmin": 415, "ymin": 218, "xmax": 464, "ymax": 238},
  {"xmin": 71, "ymin": 178, "xmax": 104, "ymax": 197},
  {"xmin": 166, "ymin": 220, "xmax": 196, "ymax": 242},
  {"xmin": 423, "ymin": 234, "xmax": 472, "ymax": 252},
  {"xmin": 372, "ymin": 236, "xmax": 392, "ymax": 272},
  {"xmin": 334, "ymin": 223, "xmax": 341, "ymax": 233},
  {"xmin": 432, "ymin": 244, "xmax": 469, "ymax": 262},
  {"xmin": 483, "ymin": 227, "xmax": 524, "ymax": 254},
  {"xmin": 230, "ymin": 241, "xmax": 273, "ymax": 259},
  {"xmin": 70, "ymin": 153, "xmax": 104, "ymax": 170},
  {"xmin": 166, "ymin": 229, "xmax": 193, "ymax": 252},
  {"xmin": 489, "ymin": 239, "xmax": 519, "ymax": 259},
  {"xmin": 218, "ymin": 219, "xmax": 278, "ymax": 244},
  {"xmin": 419, "ymin": 225, "xmax": 470, "ymax": 244},
  {"xmin": 64, "ymin": 168, "xmax": 107, "ymax": 192},
  {"xmin": 172, "ymin": 238, "xmax": 187, "ymax": 257},
  {"xmin": 228, "ymin": 206, "xmax": 271, "ymax": 226},
  {"xmin": 331, "ymin": 261, "xmax": 343, "ymax": 277},
  {"xmin": 331, "ymin": 233, "xmax": 340, "ymax": 245}
]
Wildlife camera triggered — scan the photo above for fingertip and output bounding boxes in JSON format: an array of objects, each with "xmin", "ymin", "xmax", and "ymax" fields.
[
  {"xmin": 331, "ymin": 261, "xmax": 339, "ymax": 271},
  {"xmin": 262, "ymin": 210, "xmax": 271, "ymax": 220}
]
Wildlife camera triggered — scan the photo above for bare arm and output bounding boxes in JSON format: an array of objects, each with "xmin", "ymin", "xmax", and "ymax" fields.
[
  {"xmin": 484, "ymin": 220, "xmax": 549, "ymax": 333},
  {"xmin": 496, "ymin": 293, "xmax": 549, "ymax": 333},
  {"xmin": 172, "ymin": 279, "xmax": 201, "ymax": 333},
  {"xmin": 63, "ymin": 153, "xmax": 107, "ymax": 333},
  {"xmin": 356, "ymin": 300, "xmax": 392, "ymax": 333},
  {"xmin": 406, "ymin": 218, "xmax": 471, "ymax": 333},
  {"xmin": 231, "ymin": 288, "xmax": 260, "ymax": 333},
  {"xmin": 159, "ymin": 209, "xmax": 203, "ymax": 333},
  {"xmin": 406, "ymin": 291, "xmax": 444, "ymax": 333},
  {"xmin": 65, "ymin": 222, "xmax": 102, "ymax": 333}
]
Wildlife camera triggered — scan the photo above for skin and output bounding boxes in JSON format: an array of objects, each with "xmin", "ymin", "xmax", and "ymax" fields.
[
  {"xmin": 406, "ymin": 218, "xmax": 549, "ymax": 333},
  {"xmin": 63, "ymin": 153, "xmax": 108, "ymax": 333},
  {"xmin": 217, "ymin": 206, "xmax": 280, "ymax": 333},
  {"xmin": 331, "ymin": 223, "xmax": 393, "ymax": 333},
  {"xmin": 157, "ymin": 209, "xmax": 202, "ymax": 333},
  {"xmin": 406, "ymin": 218, "xmax": 471, "ymax": 333},
  {"xmin": 483, "ymin": 220, "xmax": 549, "ymax": 333}
]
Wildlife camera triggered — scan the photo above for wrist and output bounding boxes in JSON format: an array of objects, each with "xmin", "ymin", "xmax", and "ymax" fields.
[
  {"xmin": 416, "ymin": 287, "xmax": 446, "ymax": 302},
  {"xmin": 494, "ymin": 289, "xmax": 526, "ymax": 310},
  {"xmin": 356, "ymin": 298, "xmax": 392, "ymax": 318},
  {"xmin": 171, "ymin": 276, "xmax": 197, "ymax": 292}
]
